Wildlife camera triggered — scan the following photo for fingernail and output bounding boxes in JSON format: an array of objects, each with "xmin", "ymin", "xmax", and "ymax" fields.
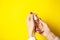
[{"xmin": 30, "ymin": 12, "xmax": 33, "ymax": 14}]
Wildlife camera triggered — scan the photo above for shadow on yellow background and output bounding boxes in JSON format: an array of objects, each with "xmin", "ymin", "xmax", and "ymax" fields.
[{"xmin": 0, "ymin": 0, "xmax": 60, "ymax": 40}]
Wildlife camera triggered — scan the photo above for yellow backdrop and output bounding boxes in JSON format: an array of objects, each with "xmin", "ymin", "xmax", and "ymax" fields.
[{"xmin": 0, "ymin": 0, "xmax": 60, "ymax": 40}]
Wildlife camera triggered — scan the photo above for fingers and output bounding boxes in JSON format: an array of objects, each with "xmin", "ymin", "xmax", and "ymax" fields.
[
  {"xmin": 38, "ymin": 18, "xmax": 43, "ymax": 28},
  {"xmin": 39, "ymin": 19, "xmax": 44, "ymax": 24},
  {"xmin": 27, "ymin": 12, "xmax": 45, "ymax": 34},
  {"xmin": 36, "ymin": 27, "xmax": 40, "ymax": 33},
  {"xmin": 27, "ymin": 12, "xmax": 35, "ymax": 37},
  {"xmin": 37, "ymin": 19, "xmax": 44, "ymax": 34},
  {"xmin": 39, "ymin": 18, "xmax": 50, "ymax": 32},
  {"xmin": 29, "ymin": 12, "xmax": 34, "ymax": 22},
  {"xmin": 39, "ymin": 19, "xmax": 47, "ymax": 26},
  {"xmin": 33, "ymin": 14, "xmax": 44, "ymax": 34},
  {"xmin": 26, "ymin": 12, "xmax": 34, "ymax": 23}
]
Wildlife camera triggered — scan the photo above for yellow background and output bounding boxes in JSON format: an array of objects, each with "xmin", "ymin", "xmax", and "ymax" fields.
[{"xmin": 0, "ymin": 0, "xmax": 60, "ymax": 40}]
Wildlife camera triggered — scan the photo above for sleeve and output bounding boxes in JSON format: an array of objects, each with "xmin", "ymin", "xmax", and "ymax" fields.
[
  {"xmin": 28, "ymin": 37, "xmax": 36, "ymax": 40},
  {"xmin": 54, "ymin": 37, "xmax": 60, "ymax": 40}
]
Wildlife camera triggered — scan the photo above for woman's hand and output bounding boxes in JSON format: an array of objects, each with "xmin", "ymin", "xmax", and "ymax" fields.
[
  {"xmin": 26, "ymin": 12, "xmax": 35, "ymax": 37},
  {"xmin": 37, "ymin": 18, "xmax": 56, "ymax": 40},
  {"xmin": 27, "ymin": 13, "xmax": 56, "ymax": 40}
]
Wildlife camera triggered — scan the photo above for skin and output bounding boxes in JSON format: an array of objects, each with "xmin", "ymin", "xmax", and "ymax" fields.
[
  {"xmin": 26, "ymin": 13, "xmax": 56, "ymax": 40},
  {"xmin": 38, "ymin": 19, "xmax": 56, "ymax": 40},
  {"xmin": 26, "ymin": 13, "xmax": 35, "ymax": 37}
]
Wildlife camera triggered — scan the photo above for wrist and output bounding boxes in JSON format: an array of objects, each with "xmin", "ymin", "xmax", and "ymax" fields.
[
  {"xmin": 46, "ymin": 32, "xmax": 56, "ymax": 40},
  {"xmin": 28, "ymin": 36, "xmax": 36, "ymax": 40},
  {"xmin": 29, "ymin": 33, "xmax": 35, "ymax": 37}
]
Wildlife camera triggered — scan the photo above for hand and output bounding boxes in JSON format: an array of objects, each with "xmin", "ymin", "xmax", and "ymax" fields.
[
  {"xmin": 38, "ymin": 19, "xmax": 50, "ymax": 36},
  {"xmin": 26, "ymin": 12, "xmax": 35, "ymax": 37},
  {"xmin": 26, "ymin": 13, "xmax": 56, "ymax": 40},
  {"xmin": 37, "ymin": 18, "xmax": 56, "ymax": 40},
  {"xmin": 33, "ymin": 14, "xmax": 56, "ymax": 40}
]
